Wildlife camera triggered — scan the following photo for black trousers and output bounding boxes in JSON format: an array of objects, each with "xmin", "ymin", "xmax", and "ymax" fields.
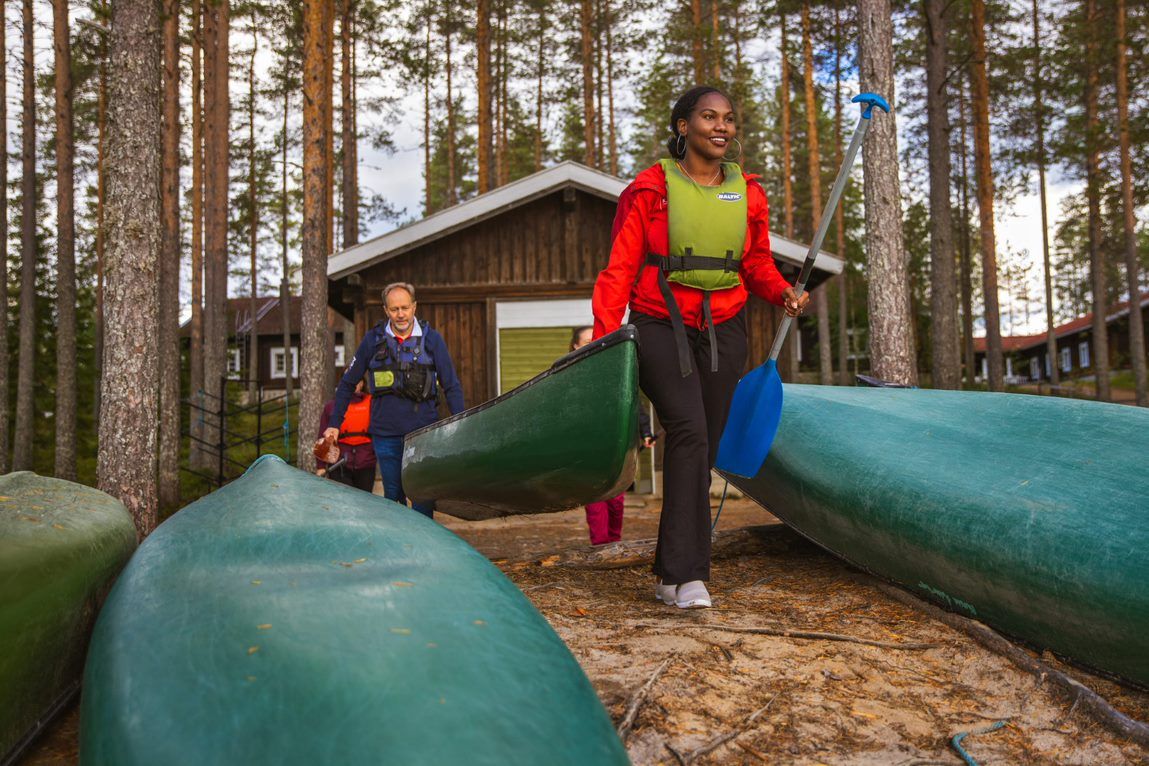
[
  {"xmin": 631, "ymin": 310, "xmax": 747, "ymax": 584},
  {"xmin": 327, "ymin": 464, "xmax": 376, "ymax": 493}
]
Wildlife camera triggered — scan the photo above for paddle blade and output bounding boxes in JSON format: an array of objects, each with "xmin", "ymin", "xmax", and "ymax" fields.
[{"xmin": 715, "ymin": 359, "xmax": 784, "ymax": 478}]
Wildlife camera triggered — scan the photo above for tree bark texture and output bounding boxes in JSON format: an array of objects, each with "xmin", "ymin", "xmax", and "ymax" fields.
[
  {"xmin": 280, "ymin": 85, "xmax": 293, "ymax": 405},
  {"xmin": 534, "ymin": 5, "xmax": 544, "ymax": 171},
  {"xmin": 444, "ymin": 5, "xmax": 456, "ymax": 206},
  {"xmin": 959, "ymin": 80, "xmax": 975, "ymax": 385},
  {"xmin": 13, "ymin": 0, "xmax": 37, "ymax": 472},
  {"xmin": 834, "ymin": 3, "xmax": 850, "ymax": 386},
  {"xmin": 691, "ymin": 0, "xmax": 703, "ymax": 83},
  {"xmin": 580, "ymin": 0, "xmax": 596, "ymax": 167},
  {"xmin": 52, "ymin": 0, "xmax": 77, "ymax": 479},
  {"xmin": 203, "ymin": 0, "xmax": 230, "ymax": 452},
  {"xmin": 778, "ymin": 12, "xmax": 796, "ymax": 381},
  {"xmin": 99, "ymin": 0, "xmax": 162, "ymax": 537},
  {"xmin": 497, "ymin": 6, "xmax": 509, "ymax": 185},
  {"xmin": 423, "ymin": 8, "xmax": 432, "ymax": 213},
  {"xmin": 340, "ymin": 0, "xmax": 358, "ymax": 245},
  {"xmin": 247, "ymin": 30, "xmax": 259, "ymax": 402},
  {"xmin": 857, "ymin": 0, "xmax": 918, "ymax": 385},
  {"xmin": 159, "ymin": 0, "xmax": 181, "ymax": 506},
  {"xmin": 605, "ymin": 0, "xmax": 617, "ymax": 175},
  {"xmin": 802, "ymin": 1, "xmax": 832, "ymax": 385},
  {"xmin": 1115, "ymin": 0, "xmax": 1146, "ymax": 405},
  {"xmin": 477, "ymin": 0, "xmax": 491, "ymax": 193},
  {"xmin": 189, "ymin": 0, "xmax": 205, "ymax": 467},
  {"xmin": 1032, "ymin": 0, "xmax": 1058, "ymax": 387},
  {"xmin": 0, "ymin": 0, "xmax": 8, "ymax": 473},
  {"xmin": 924, "ymin": 0, "xmax": 960, "ymax": 390},
  {"xmin": 1083, "ymin": 0, "xmax": 1109, "ymax": 401},
  {"xmin": 594, "ymin": 0, "xmax": 604, "ymax": 168},
  {"xmin": 95, "ymin": 0, "xmax": 108, "ymax": 419},
  {"xmin": 970, "ymin": 0, "xmax": 1003, "ymax": 391},
  {"xmin": 298, "ymin": 0, "xmax": 334, "ymax": 472},
  {"xmin": 711, "ymin": 0, "xmax": 720, "ymax": 80}
]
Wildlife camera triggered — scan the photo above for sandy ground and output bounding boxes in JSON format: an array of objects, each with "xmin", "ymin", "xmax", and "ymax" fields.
[{"xmin": 20, "ymin": 494, "xmax": 1149, "ymax": 765}]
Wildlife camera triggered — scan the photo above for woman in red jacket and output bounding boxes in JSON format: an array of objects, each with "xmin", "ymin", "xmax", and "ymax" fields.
[{"xmin": 592, "ymin": 86, "xmax": 807, "ymax": 609}]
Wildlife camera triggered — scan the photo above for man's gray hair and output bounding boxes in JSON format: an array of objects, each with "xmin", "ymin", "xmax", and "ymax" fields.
[{"xmin": 382, "ymin": 282, "xmax": 416, "ymax": 302}]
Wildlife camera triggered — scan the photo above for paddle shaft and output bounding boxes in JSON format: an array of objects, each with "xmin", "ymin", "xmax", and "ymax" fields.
[{"xmin": 768, "ymin": 109, "xmax": 874, "ymax": 362}]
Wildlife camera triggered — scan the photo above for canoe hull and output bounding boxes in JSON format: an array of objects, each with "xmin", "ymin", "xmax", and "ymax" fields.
[
  {"xmin": 721, "ymin": 385, "xmax": 1149, "ymax": 686},
  {"xmin": 80, "ymin": 456, "xmax": 628, "ymax": 765},
  {"xmin": 0, "ymin": 473, "xmax": 136, "ymax": 764},
  {"xmin": 403, "ymin": 326, "xmax": 641, "ymax": 518}
]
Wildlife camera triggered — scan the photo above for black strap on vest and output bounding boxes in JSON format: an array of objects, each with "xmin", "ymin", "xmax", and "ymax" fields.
[
  {"xmin": 646, "ymin": 253, "xmax": 693, "ymax": 377},
  {"xmin": 644, "ymin": 252, "xmax": 725, "ymax": 377},
  {"xmin": 702, "ymin": 293, "xmax": 718, "ymax": 373}
]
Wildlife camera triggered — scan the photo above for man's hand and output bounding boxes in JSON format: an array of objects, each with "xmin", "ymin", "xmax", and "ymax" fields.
[
  {"xmin": 782, "ymin": 286, "xmax": 810, "ymax": 318},
  {"xmin": 323, "ymin": 427, "xmax": 340, "ymax": 442}
]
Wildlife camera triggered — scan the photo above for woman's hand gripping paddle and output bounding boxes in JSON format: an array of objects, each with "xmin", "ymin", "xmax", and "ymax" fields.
[{"xmin": 715, "ymin": 93, "xmax": 890, "ymax": 478}]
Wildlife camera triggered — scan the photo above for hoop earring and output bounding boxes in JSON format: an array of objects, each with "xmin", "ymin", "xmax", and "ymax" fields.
[
  {"xmin": 723, "ymin": 137, "xmax": 744, "ymax": 162},
  {"xmin": 675, "ymin": 132, "xmax": 686, "ymax": 157}
]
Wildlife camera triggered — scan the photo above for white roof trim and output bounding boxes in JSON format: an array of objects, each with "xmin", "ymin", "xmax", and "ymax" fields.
[{"xmin": 328, "ymin": 160, "xmax": 843, "ymax": 280}]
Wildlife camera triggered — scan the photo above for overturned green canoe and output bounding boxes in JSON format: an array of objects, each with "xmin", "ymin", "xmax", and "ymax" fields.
[
  {"xmin": 403, "ymin": 325, "xmax": 641, "ymax": 519},
  {"xmin": 81, "ymin": 455, "xmax": 628, "ymax": 765},
  {"xmin": 0, "ymin": 473, "xmax": 136, "ymax": 765},
  {"xmin": 721, "ymin": 386, "xmax": 1149, "ymax": 686}
]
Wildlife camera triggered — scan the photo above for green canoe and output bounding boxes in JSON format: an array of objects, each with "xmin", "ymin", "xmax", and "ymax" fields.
[
  {"xmin": 402, "ymin": 325, "xmax": 641, "ymax": 520},
  {"xmin": 80, "ymin": 455, "xmax": 629, "ymax": 765},
  {"xmin": 0, "ymin": 472, "xmax": 136, "ymax": 765},
  {"xmin": 720, "ymin": 386, "xmax": 1149, "ymax": 686}
]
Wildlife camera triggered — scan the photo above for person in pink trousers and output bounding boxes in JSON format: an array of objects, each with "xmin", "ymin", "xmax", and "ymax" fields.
[{"xmin": 571, "ymin": 326, "xmax": 656, "ymax": 545}]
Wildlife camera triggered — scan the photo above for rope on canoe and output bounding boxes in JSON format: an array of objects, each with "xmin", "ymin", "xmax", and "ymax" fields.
[
  {"xmin": 950, "ymin": 720, "xmax": 1008, "ymax": 766},
  {"xmin": 711, "ymin": 479, "xmax": 729, "ymax": 533}
]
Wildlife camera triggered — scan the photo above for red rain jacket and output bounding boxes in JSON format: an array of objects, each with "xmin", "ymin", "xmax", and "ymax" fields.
[{"xmin": 591, "ymin": 163, "xmax": 791, "ymax": 339}]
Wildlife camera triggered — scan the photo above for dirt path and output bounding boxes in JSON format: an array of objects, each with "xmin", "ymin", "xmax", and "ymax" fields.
[{"xmin": 20, "ymin": 495, "xmax": 1149, "ymax": 765}]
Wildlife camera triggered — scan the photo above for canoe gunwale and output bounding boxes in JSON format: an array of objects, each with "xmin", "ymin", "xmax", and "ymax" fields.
[{"xmin": 404, "ymin": 324, "xmax": 639, "ymax": 442}]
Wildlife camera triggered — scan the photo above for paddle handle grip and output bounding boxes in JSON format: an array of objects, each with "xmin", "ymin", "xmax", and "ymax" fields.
[{"xmin": 769, "ymin": 92, "xmax": 886, "ymax": 363}]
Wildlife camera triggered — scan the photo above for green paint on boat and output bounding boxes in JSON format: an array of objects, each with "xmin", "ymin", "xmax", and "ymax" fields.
[
  {"xmin": 721, "ymin": 385, "xmax": 1149, "ymax": 686},
  {"xmin": 403, "ymin": 326, "xmax": 641, "ymax": 519},
  {"xmin": 80, "ymin": 455, "xmax": 629, "ymax": 765},
  {"xmin": 0, "ymin": 472, "xmax": 136, "ymax": 764}
]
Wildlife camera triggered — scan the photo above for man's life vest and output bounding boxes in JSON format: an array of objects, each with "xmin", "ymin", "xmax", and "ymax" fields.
[
  {"xmin": 366, "ymin": 321, "xmax": 438, "ymax": 403},
  {"xmin": 338, "ymin": 395, "xmax": 372, "ymax": 446},
  {"xmin": 645, "ymin": 160, "xmax": 750, "ymax": 377}
]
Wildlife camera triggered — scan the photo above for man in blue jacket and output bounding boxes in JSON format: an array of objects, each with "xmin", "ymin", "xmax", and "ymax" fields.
[{"xmin": 324, "ymin": 282, "xmax": 465, "ymax": 517}]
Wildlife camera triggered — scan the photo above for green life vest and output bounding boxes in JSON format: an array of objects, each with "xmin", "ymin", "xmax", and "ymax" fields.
[{"xmin": 659, "ymin": 158, "xmax": 748, "ymax": 291}]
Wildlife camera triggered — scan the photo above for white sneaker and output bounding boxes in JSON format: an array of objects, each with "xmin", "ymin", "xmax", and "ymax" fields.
[
  {"xmin": 675, "ymin": 581, "xmax": 712, "ymax": 609},
  {"xmin": 655, "ymin": 580, "xmax": 677, "ymax": 605}
]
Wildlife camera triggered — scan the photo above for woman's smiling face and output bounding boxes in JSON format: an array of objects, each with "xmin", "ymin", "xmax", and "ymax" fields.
[{"xmin": 678, "ymin": 92, "xmax": 736, "ymax": 162}]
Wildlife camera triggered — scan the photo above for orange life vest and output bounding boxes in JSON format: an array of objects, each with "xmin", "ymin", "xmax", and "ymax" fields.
[{"xmin": 339, "ymin": 396, "xmax": 372, "ymax": 446}]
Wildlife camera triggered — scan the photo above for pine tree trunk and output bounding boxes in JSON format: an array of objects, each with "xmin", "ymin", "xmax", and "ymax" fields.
[
  {"xmin": 340, "ymin": 0, "xmax": 357, "ymax": 246},
  {"xmin": 970, "ymin": 0, "xmax": 1003, "ymax": 391},
  {"xmin": 1083, "ymin": 0, "xmax": 1108, "ymax": 401},
  {"xmin": 96, "ymin": 0, "xmax": 108, "ymax": 423},
  {"xmin": 13, "ymin": 0, "xmax": 37, "ymax": 472},
  {"xmin": 691, "ymin": 0, "xmax": 703, "ymax": 83},
  {"xmin": 802, "ymin": 1, "xmax": 832, "ymax": 385},
  {"xmin": 534, "ymin": 4, "xmax": 543, "ymax": 171},
  {"xmin": 834, "ymin": 1, "xmax": 850, "ymax": 387},
  {"xmin": 247, "ymin": 34, "xmax": 259, "ymax": 402},
  {"xmin": 580, "ymin": 0, "xmax": 595, "ymax": 166},
  {"xmin": 495, "ymin": 5, "xmax": 507, "ymax": 186},
  {"xmin": 711, "ymin": 0, "xmax": 720, "ymax": 81},
  {"xmin": 51, "ymin": 0, "xmax": 76, "ymax": 479},
  {"xmin": 778, "ymin": 12, "xmax": 796, "ymax": 381},
  {"xmin": 298, "ymin": 0, "xmax": 333, "ymax": 472},
  {"xmin": 444, "ymin": 4, "xmax": 456, "ymax": 206},
  {"xmin": 477, "ymin": 0, "xmax": 490, "ymax": 193},
  {"xmin": 1115, "ymin": 0, "xmax": 1146, "ymax": 405},
  {"xmin": 924, "ymin": 0, "xmax": 959, "ymax": 389},
  {"xmin": 594, "ymin": 0, "xmax": 604, "ymax": 168},
  {"xmin": 959, "ymin": 78, "xmax": 975, "ymax": 386},
  {"xmin": 159, "ymin": 0, "xmax": 181, "ymax": 505},
  {"xmin": 424, "ymin": 7, "xmax": 432, "ymax": 213},
  {"xmin": 100, "ymin": 0, "xmax": 162, "ymax": 537},
  {"xmin": 323, "ymin": 1, "xmax": 334, "ymax": 266},
  {"xmin": 281, "ymin": 85, "xmax": 292, "ymax": 405},
  {"xmin": 857, "ymin": 0, "xmax": 917, "ymax": 385},
  {"xmin": 189, "ymin": 0, "xmax": 205, "ymax": 467},
  {"xmin": 605, "ymin": 0, "xmax": 617, "ymax": 175},
  {"xmin": 0, "ymin": 0, "xmax": 7, "ymax": 474},
  {"xmin": 203, "ymin": 0, "xmax": 230, "ymax": 457},
  {"xmin": 1032, "ymin": 0, "xmax": 1058, "ymax": 388}
]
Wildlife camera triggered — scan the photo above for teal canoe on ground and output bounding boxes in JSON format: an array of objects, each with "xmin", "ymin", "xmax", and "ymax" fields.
[
  {"xmin": 402, "ymin": 325, "xmax": 641, "ymax": 519},
  {"xmin": 720, "ymin": 386, "xmax": 1149, "ymax": 686},
  {"xmin": 0, "ymin": 472, "xmax": 136, "ymax": 766},
  {"xmin": 80, "ymin": 455, "xmax": 629, "ymax": 765}
]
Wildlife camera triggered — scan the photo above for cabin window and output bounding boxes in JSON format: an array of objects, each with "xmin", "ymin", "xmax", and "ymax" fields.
[
  {"xmin": 334, "ymin": 344, "xmax": 346, "ymax": 367},
  {"xmin": 1060, "ymin": 347, "xmax": 1071, "ymax": 372},
  {"xmin": 271, "ymin": 347, "xmax": 299, "ymax": 379},
  {"xmin": 1029, "ymin": 357, "xmax": 1040, "ymax": 380},
  {"xmin": 226, "ymin": 349, "xmax": 242, "ymax": 379},
  {"xmin": 1078, "ymin": 341, "xmax": 1090, "ymax": 369}
]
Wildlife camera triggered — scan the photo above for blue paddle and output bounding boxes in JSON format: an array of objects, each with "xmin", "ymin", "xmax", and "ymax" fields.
[{"xmin": 715, "ymin": 93, "xmax": 890, "ymax": 478}]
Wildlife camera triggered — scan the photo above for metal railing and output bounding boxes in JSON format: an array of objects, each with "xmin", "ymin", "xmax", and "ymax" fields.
[{"xmin": 183, "ymin": 376, "xmax": 297, "ymax": 488}]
